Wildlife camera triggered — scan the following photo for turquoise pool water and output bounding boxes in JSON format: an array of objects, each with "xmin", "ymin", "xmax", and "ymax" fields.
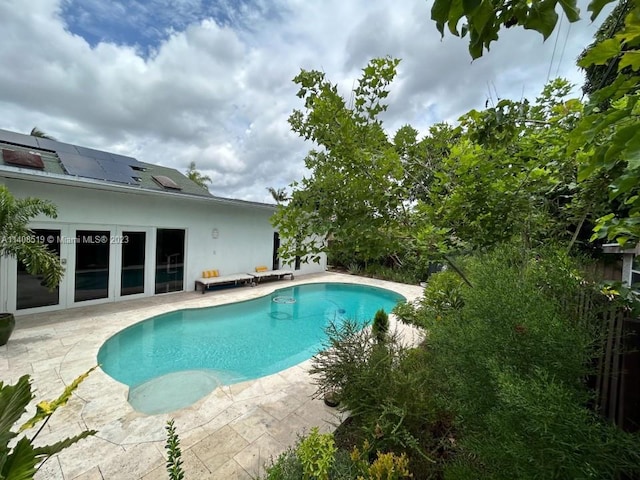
[{"xmin": 98, "ymin": 282, "xmax": 404, "ymax": 413}]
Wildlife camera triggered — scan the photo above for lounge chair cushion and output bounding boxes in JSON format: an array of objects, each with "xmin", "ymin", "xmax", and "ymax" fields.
[
  {"xmin": 202, "ymin": 269, "xmax": 219, "ymax": 278},
  {"xmin": 255, "ymin": 266, "xmax": 269, "ymax": 272}
]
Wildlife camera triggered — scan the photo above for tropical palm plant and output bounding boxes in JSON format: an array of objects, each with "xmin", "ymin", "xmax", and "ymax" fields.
[
  {"xmin": 185, "ymin": 161, "xmax": 212, "ymax": 190},
  {"xmin": 0, "ymin": 185, "xmax": 64, "ymax": 288},
  {"xmin": 29, "ymin": 127, "xmax": 56, "ymax": 140},
  {"xmin": 0, "ymin": 368, "xmax": 97, "ymax": 479},
  {"xmin": 267, "ymin": 186, "xmax": 288, "ymax": 204}
]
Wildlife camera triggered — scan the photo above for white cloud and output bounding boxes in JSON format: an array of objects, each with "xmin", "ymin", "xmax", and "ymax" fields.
[{"xmin": 0, "ymin": 0, "xmax": 609, "ymax": 201}]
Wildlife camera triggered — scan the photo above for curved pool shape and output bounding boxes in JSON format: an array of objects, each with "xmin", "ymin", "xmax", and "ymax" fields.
[{"xmin": 98, "ymin": 282, "xmax": 404, "ymax": 414}]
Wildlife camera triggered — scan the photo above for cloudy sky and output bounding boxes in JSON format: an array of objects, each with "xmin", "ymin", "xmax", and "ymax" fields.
[{"xmin": 0, "ymin": 0, "xmax": 608, "ymax": 203}]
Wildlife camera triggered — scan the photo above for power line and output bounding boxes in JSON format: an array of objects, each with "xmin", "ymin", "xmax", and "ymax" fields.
[
  {"xmin": 547, "ymin": 13, "xmax": 563, "ymax": 82},
  {"xmin": 555, "ymin": 22, "xmax": 572, "ymax": 78}
]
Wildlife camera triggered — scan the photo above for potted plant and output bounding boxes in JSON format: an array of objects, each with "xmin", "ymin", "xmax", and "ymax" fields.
[
  {"xmin": 0, "ymin": 185, "xmax": 64, "ymax": 345},
  {"xmin": 323, "ymin": 389, "xmax": 341, "ymax": 407}
]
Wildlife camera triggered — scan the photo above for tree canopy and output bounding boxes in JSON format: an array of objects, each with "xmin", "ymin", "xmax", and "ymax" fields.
[
  {"xmin": 433, "ymin": 0, "xmax": 640, "ymax": 245},
  {"xmin": 271, "ymin": 58, "xmax": 413, "ymax": 266},
  {"xmin": 273, "ymin": 0, "xmax": 640, "ymax": 271}
]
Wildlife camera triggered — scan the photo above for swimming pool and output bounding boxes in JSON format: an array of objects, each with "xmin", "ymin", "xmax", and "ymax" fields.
[{"xmin": 98, "ymin": 282, "xmax": 404, "ymax": 413}]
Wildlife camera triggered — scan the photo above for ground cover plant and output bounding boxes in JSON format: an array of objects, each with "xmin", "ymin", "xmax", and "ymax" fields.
[{"xmin": 261, "ymin": 432, "xmax": 414, "ymax": 480}]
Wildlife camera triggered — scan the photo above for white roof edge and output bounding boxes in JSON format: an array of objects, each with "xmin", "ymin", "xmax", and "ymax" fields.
[{"xmin": 0, "ymin": 166, "xmax": 276, "ymax": 211}]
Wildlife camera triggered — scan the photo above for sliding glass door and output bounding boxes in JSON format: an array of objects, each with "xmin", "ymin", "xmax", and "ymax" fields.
[
  {"xmin": 155, "ymin": 229, "xmax": 185, "ymax": 294},
  {"xmin": 74, "ymin": 230, "xmax": 110, "ymax": 302},
  {"xmin": 120, "ymin": 231, "xmax": 146, "ymax": 296},
  {"xmin": 16, "ymin": 229, "xmax": 61, "ymax": 310}
]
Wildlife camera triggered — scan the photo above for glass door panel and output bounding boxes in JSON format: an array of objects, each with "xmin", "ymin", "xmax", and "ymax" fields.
[
  {"xmin": 155, "ymin": 229, "xmax": 185, "ymax": 294},
  {"xmin": 16, "ymin": 229, "xmax": 61, "ymax": 310},
  {"xmin": 121, "ymin": 231, "xmax": 145, "ymax": 296},
  {"xmin": 75, "ymin": 230, "xmax": 110, "ymax": 302}
]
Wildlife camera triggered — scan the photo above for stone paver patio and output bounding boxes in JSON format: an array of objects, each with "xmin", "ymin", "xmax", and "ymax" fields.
[{"xmin": 1, "ymin": 272, "xmax": 423, "ymax": 479}]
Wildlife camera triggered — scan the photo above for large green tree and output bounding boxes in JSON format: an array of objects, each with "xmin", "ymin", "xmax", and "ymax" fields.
[
  {"xmin": 272, "ymin": 58, "xmax": 415, "ymax": 266},
  {"xmin": 433, "ymin": 0, "xmax": 640, "ymax": 246},
  {"xmin": 395, "ymin": 122, "xmax": 457, "ymax": 203},
  {"xmin": 426, "ymin": 79, "xmax": 589, "ymax": 250}
]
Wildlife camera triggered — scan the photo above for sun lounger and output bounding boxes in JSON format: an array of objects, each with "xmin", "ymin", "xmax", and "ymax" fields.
[
  {"xmin": 249, "ymin": 266, "xmax": 294, "ymax": 284},
  {"xmin": 195, "ymin": 270, "xmax": 254, "ymax": 293}
]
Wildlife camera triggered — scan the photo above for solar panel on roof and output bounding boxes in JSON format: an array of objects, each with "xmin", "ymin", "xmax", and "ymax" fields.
[
  {"xmin": 0, "ymin": 128, "xmax": 158, "ymax": 188},
  {"xmin": 0, "ymin": 129, "xmax": 39, "ymax": 148},
  {"xmin": 33, "ymin": 137, "xmax": 76, "ymax": 153},
  {"xmin": 58, "ymin": 152, "xmax": 106, "ymax": 179},
  {"xmin": 53, "ymin": 142, "xmax": 79, "ymax": 154},
  {"xmin": 110, "ymin": 153, "xmax": 147, "ymax": 169},
  {"xmin": 97, "ymin": 158, "xmax": 138, "ymax": 184},
  {"xmin": 75, "ymin": 146, "xmax": 113, "ymax": 161},
  {"xmin": 152, "ymin": 175, "xmax": 182, "ymax": 190},
  {"xmin": 2, "ymin": 149, "xmax": 45, "ymax": 169}
]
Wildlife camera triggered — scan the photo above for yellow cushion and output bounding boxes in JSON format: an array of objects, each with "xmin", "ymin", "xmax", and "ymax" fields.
[
  {"xmin": 211, "ymin": 269, "xmax": 219, "ymax": 277},
  {"xmin": 202, "ymin": 270, "xmax": 219, "ymax": 278},
  {"xmin": 255, "ymin": 266, "xmax": 268, "ymax": 272},
  {"xmin": 202, "ymin": 270, "xmax": 210, "ymax": 278}
]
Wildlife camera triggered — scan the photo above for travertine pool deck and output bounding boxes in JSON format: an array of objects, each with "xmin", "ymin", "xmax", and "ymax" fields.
[{"xmin": 1, "ymin": 272, "xmax": 423, "ymax": 479}]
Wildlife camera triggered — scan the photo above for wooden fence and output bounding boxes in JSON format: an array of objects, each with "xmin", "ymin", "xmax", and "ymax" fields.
[{"xmin": 582, "ymin": 292, "xmax": 640, "ymax": 432}]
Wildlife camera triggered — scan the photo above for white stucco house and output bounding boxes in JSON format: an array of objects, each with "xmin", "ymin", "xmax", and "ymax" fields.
[{"xmin": 0, "ymin": 129, "xmax": 325, "ymax": 315}]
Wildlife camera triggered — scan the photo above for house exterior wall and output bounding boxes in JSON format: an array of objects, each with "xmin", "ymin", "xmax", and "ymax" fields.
[{"xmin": 0, "ymin": 177, "xmax": 325, "ymax": 314}]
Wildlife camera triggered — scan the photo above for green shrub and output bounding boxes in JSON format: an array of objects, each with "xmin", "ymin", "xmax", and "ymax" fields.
[
  {"xmin": 372, "ymin": 309, "xmax": 389, "ymax": 343},
  {"xmin": 363, "ymin": 451, "xmax": 413, "ymax": 480},
  {"xmin": 310, "ymin": 320, "xmax": 439, "ymax": 472},
  {"xmin": 391, "ymin": 301, "xmax": 422, "ymax": 327},
  {"xmin": 451, "ymin": 367, "xmax": 640, "ymax": 479},
  {"xmin": 350, "ymin": 442, "xmax": 413, "ymax": 480},
  {"xmin": 420, "ymin": 269, "xmax": 466, "ymax": 322},
  {"xmin": 347, "ymin": 262, "xmax": 363, "ymax": 276},
  {"xmin": 262, "ymin": 437, "xmax": 416, "ymax": 480},
  {"xmin": 416, "ymin": 246, "xmax": 640, "ymax": 478},
  {"xmin": 361, "ymin": 264, "xmax": 421, "ymax": 285},
  {"xmin": 393, "ymin": 269, "xmax": 467, "ymax": 330},
  {"xmin": 165, "ymin": 419, "xmax": 185, "ymax": 480},
  {"xmin": 263, "ymin": 448, "xmax": 303, "ymax": 480},
  {"xmin": 297, "ymin": 427, "xmax": 336, "ymax": 480},
  {"xmin": 329, "ymin": 449, "xmax": 362, "ymax": 480},
  {"xmin": 312, "ymin": 245, "xmax": 640, "ymax": 479}
]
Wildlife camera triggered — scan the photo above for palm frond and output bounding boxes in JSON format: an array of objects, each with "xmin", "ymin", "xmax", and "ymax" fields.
[
  {"xmin": 29, "ymin": 127, "xmax": 56, "ymax": 140},
  {"xmin": 0, "ymin": 376, "xmax": 33, "ymax": 449}
]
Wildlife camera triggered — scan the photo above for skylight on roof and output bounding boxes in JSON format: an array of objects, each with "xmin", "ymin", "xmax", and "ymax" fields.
[
  {"xmin": 152, "ymin": 175, "xmax": 181, "ymax": 190},
  {"xmin": 2, "ymin": 149, "xmax": 45, "ymax": 169}
]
